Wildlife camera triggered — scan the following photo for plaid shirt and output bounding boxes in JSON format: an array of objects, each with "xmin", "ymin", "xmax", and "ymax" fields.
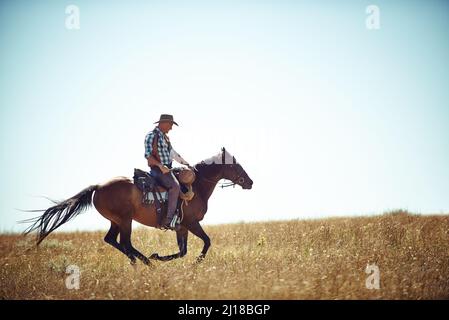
[{"xmin": 144, "ymin": 127, "xmax": 172, "ymax": 166}]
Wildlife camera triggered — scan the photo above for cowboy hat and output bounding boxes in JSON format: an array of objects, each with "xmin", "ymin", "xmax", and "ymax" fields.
[{"xmin": 154, "ymin": 114, "xmax": 179, "ymax": 126}]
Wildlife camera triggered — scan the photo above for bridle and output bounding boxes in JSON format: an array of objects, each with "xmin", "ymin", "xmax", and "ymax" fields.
[
  {"xmin": 219, "ymin": 164, "xmax": 247, "ymax": 188},
  {"xmin": 195, "ymin": 148, "xmax": 247, "ymax": 188}
]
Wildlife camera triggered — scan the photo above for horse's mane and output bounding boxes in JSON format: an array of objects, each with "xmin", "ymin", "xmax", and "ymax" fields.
[
  {"xmin": 194, "ymin": 149, "xmax": 238, "ymax": 167},
  {"xmin": 195, "ymin": 152, "xmax": 221, "ymax": 166}
]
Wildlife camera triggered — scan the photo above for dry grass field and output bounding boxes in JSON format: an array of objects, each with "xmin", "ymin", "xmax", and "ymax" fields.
[{"xmin": 1, "ymin": 210, "xmax": 448, "ymax": 300}]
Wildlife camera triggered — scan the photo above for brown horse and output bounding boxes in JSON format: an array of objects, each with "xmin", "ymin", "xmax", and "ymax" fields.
[{"xmin": 23, "ymin": 148, "xmax": 253, "ymax": 265}]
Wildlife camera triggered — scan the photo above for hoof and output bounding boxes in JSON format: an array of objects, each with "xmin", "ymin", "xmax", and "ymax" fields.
[
  {"xmin": 149, "ymin": 253, "xmax": 160, "ymax": 260},
  {"xmin": 195, "ymin": 254, "xmax": 205, "ymax": 264}
]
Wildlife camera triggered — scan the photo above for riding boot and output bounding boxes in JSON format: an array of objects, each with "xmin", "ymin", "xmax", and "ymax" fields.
[
  {"xmin": 163, "ymin": 209, "xmax": 174, "ymax": 227},
  {"xmin": 162, "ymin": 214, "xmax": 178, "ymax": 231},
  {"xmin": 163, "ymin": 194, "xmax": 180, "ymax": 231},
  {"xmin": 153, "ymin": 167, "xmax": 180, "ymax": 231}
]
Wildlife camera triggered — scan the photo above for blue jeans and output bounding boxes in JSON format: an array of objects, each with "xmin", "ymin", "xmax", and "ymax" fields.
[{"xmin": 150, "ymin": 167, "xmax": 180, "ymax": 220}]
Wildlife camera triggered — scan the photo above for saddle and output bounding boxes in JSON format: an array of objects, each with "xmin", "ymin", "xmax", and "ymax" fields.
[{"xmin": 132, "ymin": 168, "xmax": 195, "ymax": 228}]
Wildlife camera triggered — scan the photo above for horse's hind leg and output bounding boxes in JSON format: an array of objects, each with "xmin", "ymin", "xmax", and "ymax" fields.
[
  {"xmin": 103, "ymin": 220, "xmax": 139, "ymax": 264},
  {"xmin": 104, "ymin": 222, "xmax": 121, "ymax": 249},
  {"xmin": 104, "ymin": 221, "xmax": 137, "ymax": 260},
  {"xmin": 150, "ymin": 226, "xmax": 188, "ymax": 261},
  {"xmin": 119, "ymin": 219, "xmax": 150, "ymax": 265}
]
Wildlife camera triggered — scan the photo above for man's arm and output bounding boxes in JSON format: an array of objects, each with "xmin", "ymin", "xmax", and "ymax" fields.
[
  {"xmin": 144, "ymin": 131, "xmax": 170, "ymax": 174},
  {"xmin": 146, "ymin": 155, "xmax": 170, "ymax": 174},
  {"xmin": 170, "ymin": 148, "xmax": 190, "ymax": 166}
]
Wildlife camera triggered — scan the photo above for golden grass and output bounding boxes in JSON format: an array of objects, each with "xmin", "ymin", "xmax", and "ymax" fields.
[{"xmin": 1, "ymin": 211, "xmax": 448, "ymax": 299}]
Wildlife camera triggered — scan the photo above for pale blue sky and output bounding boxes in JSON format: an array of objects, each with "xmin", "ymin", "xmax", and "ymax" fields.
[{"xmin": 1, "ymin": 0, "xmax": 448, "ymax": 232}]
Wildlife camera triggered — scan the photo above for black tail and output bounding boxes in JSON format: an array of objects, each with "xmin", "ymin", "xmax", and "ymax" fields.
[{"xmin": 22, "ymin": 185, "xmax": 98, "ymax": 245}]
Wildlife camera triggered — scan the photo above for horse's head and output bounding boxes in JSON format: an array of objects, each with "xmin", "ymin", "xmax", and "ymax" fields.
[
  {"xmin": 222, "ymin": 162, "xmax": 253, "ymax": 189},
  {"xmin": 200, "ymin": 147, "xmax": 253, "ymax": 189}
]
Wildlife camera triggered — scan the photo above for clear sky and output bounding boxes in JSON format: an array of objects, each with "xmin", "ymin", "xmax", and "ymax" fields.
[{"xmin": 1, "ymin": 0, "xmax": 448, "ymax": 232}]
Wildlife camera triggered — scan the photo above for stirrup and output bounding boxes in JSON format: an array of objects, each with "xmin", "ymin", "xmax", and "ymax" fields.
[
  {"xmin": 169, "ymin": 214, "xmax": 178, "ymax": 228},
  {"xmin": 162, "ymin": 215, "xmax": 179, "ymax": 231}
]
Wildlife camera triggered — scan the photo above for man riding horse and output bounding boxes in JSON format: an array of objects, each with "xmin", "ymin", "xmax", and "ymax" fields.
[
  {"xmin": 24, "ymin": 114, "xmax": 254, "ymax": 264},
  {"xmin": 144, "ymin": 114, "xmax": 191, "ymax": 230}
]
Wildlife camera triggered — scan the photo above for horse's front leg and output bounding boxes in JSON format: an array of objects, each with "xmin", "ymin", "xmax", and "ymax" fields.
[
  {"xmin": 149, "ymin": 226, "xmax": 188, "ymax": 261},
  {"xmin": 186, "ymin": 221, "xmax": 210, "ymax": 262}
]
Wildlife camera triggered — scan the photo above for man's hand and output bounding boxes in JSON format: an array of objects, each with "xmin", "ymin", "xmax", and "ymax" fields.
[{"xmin": 159, "ymin": 165, "xmax": 170, "ymax": 174}]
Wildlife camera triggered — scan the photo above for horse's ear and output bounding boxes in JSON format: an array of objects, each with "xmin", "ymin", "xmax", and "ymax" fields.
[{"xmin": 221, "ymin": 147, "xmax": 226, "ymax": 164}]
